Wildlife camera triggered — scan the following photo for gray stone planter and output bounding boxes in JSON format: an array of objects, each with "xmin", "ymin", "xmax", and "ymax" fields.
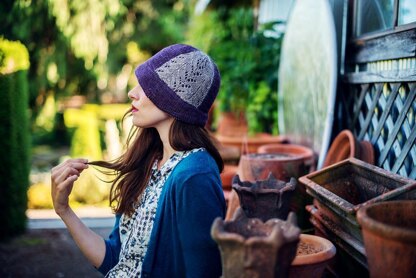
[
  {"xmin": 211, "ymin": 209, "xmax": 300, "ymax": 278},
  {"xmin": 232, "ymin": 173, "xmax": 297, "ymax": 222}
]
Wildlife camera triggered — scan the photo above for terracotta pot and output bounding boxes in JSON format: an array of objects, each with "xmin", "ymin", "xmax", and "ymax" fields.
[
  {"xmin": 232, "ymin": 174, "xmax": 297, "ymax": 222},
  {"xmin": 218, "ymin": 144, "xmax": 241, "ymax": 164},
  {"xmin": 323, "ymin": 129, "xmax": 374, "ymax": 167},
  {"xmin": 221, "ymin": 164, "xmax": 239, "ymax": 191},
  {"xmin": 216, "ymin": 112, "xmax": 248, "ymax": 137},
  {"xmin": 289, "ymin": 234, "xmax": 336, "ymax": 278},
  {"xmin": 237, "ymin": 152, "xmax": 310, "ymax": 183},
  {"xmin": 211, "ymin": 209, "xmax": 300, "ymax": 278},
  {"xmin": 216, "ymin": 133, "xmax": 289, "ymax": 154},
  {"xmin": 257, "ymin": 143, "xmax": 316, "ymax": 173},
  {"xmin": 357, "ymin": 200, "xmax": 416, "ymax": 278}
]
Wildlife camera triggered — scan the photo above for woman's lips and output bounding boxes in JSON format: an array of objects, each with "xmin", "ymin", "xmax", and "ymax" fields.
[{"xmin": 131, "ymin": 105, "xmax": 138, "ymax": 112}]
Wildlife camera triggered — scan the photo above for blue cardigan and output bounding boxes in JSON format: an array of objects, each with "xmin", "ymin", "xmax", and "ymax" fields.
[{"xmin": 97, "ymin": 150, "xmax": 226, "ymax": 277}]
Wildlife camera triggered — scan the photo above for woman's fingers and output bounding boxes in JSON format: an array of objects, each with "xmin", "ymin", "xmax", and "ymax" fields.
[
  {"xmin": 52, "ymin": 158, "xmax": 88, "ymax": 174},
  {"xmin": 52, "ymin": 159, "xmax": 89, "ymax": 185},
  {"xmin": 51, "ymin": 158, "xmax": 89, "ymax": 197},
  {"xmin": 54, "ymin": 167, "xmax": 80, "ymax": 185},
  {"xmin": 56, "ymin": 174, "xmax": 77, "ymax": 193},
  {"xmin": 51, "ymin": 158, "xmax": 88, "ymax": 215},
  {"xmin": 53, "ymin": 158, "xmax": 88, "ymax": 172}
]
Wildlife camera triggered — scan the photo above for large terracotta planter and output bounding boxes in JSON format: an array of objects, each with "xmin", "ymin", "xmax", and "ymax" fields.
[
  {"xmin": 211, "ymin": 209, "xmax": 300, "ymax": 278},
  {"xmin": 357, "ymin": 201, "xmax": 416, "ymax": 278},
  {"xmin": 289, "ymin": 234, "xmax": 336, "ymax": 278},
  {"xmin": 238, "ymin": 151, "xmax": 311, "ymax": 184},
  {"xmin": 323, "ymin": 129, "xmax": 374, "ymax": 167},
  {"xmin": 232, "ymin": 174, "xmax": 297, "ymax": 221},
  {"xmin": 300, "ymin": 158, "xmax": 416, "ymax": 270}
]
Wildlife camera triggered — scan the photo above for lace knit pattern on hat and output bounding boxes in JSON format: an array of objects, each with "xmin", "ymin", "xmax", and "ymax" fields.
[
  {"xmin": 155, "ymin": 51, "xmax": 214, "ymax": 108},
  {"xmin": 134, "ymin": 44, "xmax": 220, "ymax": 126}
]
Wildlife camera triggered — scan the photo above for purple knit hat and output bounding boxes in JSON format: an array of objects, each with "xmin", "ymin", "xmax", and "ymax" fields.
[{"xmin": 134, "ymin": 44, "xmax": 221, "ymax": 126}]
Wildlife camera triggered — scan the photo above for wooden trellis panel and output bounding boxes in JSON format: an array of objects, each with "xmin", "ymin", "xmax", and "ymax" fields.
[
  {"xmin": 341, "ymin": 82, "xmax": 416, "ymax": 178},
  {"xmin": 337, "ymin": 22, "xmax": 416, "ymax": 179}
]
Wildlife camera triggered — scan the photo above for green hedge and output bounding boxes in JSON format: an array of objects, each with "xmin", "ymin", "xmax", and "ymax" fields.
[
  {"xmin": 64, "ymin": 104, "xmax": 130, "ymax": 160},
  {"xmin": 64, "ymin": 108, "xmax": 102, "ymax": 160},
  {"xmin": 0, "ymin": 38, "xmax": 30, "ymax": 240}
]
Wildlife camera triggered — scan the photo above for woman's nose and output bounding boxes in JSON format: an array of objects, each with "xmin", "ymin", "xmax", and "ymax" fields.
[{"xmin": 128, "ymin": 89, "xmax": 138, "ymax": 100}]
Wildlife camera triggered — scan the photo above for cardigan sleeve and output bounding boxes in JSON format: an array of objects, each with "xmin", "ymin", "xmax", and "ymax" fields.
[
  {"xmin": 97, "ymin": 214, "xmax": 122, "ymax": 275},
  {"xmin": 176, "ymin": 171, "xmax": 225, "ymax": 278}
]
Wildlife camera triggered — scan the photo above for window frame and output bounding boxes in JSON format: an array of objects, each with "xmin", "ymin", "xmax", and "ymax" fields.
[{"xmin": 352, "ymin": 0, "xmax": 416, "ymax": 41}]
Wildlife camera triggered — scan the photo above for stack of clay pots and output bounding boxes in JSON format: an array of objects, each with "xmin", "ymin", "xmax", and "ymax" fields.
[{"xmin": 212, "ymin": 173, "xmax": 336, "ymax": 278}]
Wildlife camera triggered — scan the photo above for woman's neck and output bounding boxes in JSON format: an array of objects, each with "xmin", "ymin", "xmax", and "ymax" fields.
[{"xmin": 155, "ymin": 118, "xmax": 176, "ymax": 169}]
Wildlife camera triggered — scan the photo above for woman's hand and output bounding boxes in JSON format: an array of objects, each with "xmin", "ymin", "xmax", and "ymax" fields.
[
  {"xmin": 51, "ymin": 158, "xmax": 89, "ymax": 216},
  {"xmin": 50, "ymin": 158, "xmax": 106, "ymax": 268}
]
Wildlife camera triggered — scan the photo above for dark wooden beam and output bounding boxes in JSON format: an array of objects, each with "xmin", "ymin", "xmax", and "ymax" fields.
[
  {"xmin": 347, "ymin": 28, "xmax": 416, "ymax": 63},
  {"xmin": 344, "ymin": 68, "xmax": 416, "ymax": 83}
]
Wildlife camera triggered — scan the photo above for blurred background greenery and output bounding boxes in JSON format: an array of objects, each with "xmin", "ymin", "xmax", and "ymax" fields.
[{"xmin": 0, "ymin": 0, "xmax": 285, "ymax": 238}]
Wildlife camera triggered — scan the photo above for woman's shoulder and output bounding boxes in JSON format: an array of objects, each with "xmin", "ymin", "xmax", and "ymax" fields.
[
  {"xmin": 173, "ymin": 149, "xmax": 219, "ymax": 177},
  {"xmin": 168, "ymin": 150, "xmax": 222, "ymax": 197}
]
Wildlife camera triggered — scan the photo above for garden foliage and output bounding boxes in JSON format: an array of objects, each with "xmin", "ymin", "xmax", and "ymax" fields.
[
  {"xmin": 187, "ymin": 7, "xmax": 283, "ymax": 134},
  {"xmin": 0, "ymin": 38, "xmax": 30, "ymax": 239}
]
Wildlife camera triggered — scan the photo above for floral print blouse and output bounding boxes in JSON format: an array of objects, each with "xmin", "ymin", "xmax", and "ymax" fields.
[{"xmin": 105, "ymin": 148, "xmax": 203, "ymax": 278}]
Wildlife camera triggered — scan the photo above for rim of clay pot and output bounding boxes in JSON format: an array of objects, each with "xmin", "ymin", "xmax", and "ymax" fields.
[
  {"xmin": 358, "ymin": 140, "xmax": 375, "ymax": 165},
  {"xmin": 323, "ymin": 130, "xmax": 374, "ymax": 167},
  {"xmin": 241, "ymin": 152, "xmax": 306, "ymax": 163},
  {"xmin": 357, "ymin": 200, "xmax": 416, "ymax": 243},
  {"xmin": 323, "ymin": 130, "xmax": 357, "ymax": 167},
  {"xmin": 257, "ymin": 143, "xmax": 314, "ymax": 161},
  {"xmin": 216, "ymin": 133, "xmax": 289, "ymax": 146},
  {"xmin": 291, "ymin": 234, "xmax": 336, "ymax": 265}
]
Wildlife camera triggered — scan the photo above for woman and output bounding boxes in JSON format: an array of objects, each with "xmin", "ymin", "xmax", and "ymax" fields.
[{"xmin": 51, "ymin": 44, "xmax": 225, "ymax": 277}]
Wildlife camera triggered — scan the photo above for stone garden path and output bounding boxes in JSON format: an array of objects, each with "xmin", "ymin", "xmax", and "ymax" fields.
[{"xmin": 0, "ymin": 207, "xmax": 114, "ymax": 278}]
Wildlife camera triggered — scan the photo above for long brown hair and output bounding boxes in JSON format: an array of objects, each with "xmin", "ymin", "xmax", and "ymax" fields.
[{"xmin": 89, "ymin": 118, "xmax": 224, "ymax": 216}]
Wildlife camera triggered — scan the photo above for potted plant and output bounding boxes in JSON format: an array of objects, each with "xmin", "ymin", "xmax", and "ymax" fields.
[{"xmin": 214, "ymin": 19, "xmax": 286, "ymax": 149}]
